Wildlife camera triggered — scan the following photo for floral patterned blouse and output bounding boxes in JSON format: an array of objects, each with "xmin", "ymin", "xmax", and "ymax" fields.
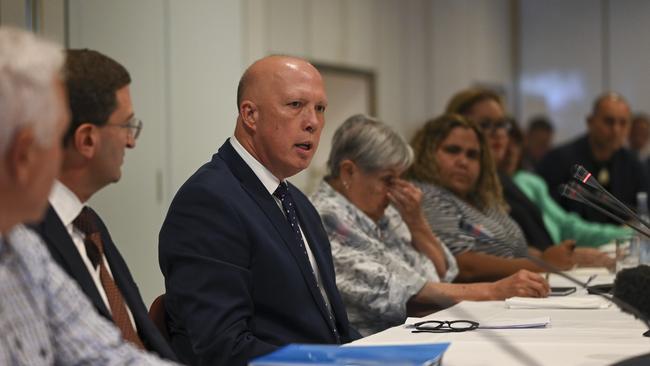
[{"xmin": 310, "ymin": 180, "xmax": 458, "ymax": 336}]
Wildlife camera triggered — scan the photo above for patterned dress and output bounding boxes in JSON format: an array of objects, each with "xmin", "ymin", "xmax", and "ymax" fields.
[
  {"xmin": 310, "ymin": 181, "xmax": 458, "ymax": 336},
  {"xmin": 413, "ymin": 181, "xmax": 529, "ymax": 258}
]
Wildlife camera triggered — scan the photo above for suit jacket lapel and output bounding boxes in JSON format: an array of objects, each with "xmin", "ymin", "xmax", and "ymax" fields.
[
  {"xmin": 218, "ymin": 142, "xmax": 335, "ymax": 326},
  {"xmin": 42, "ymin": 206, "xmax": 112, "ymax": 318}
]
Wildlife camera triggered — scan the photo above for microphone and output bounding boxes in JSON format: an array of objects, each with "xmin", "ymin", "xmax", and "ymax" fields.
[
  {"xmin": 559, "ymin": 184, "xmax": 650, "ymax": 238},
  {"xmin": 571, "ymin": 164, "xmax": 650, "ymax": 232},
  {"xmin": 568, "ymin": 180, "xmax": 631, "ymax": 219},
  {"xmin": 572, "ymin": 164, "xmax": 601, "ymax": 190}
]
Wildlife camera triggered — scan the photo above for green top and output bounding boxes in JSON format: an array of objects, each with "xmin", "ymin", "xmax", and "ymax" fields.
[{"xmin": 513, "ymin": 170, "xmax": 632, "ymax": 247}]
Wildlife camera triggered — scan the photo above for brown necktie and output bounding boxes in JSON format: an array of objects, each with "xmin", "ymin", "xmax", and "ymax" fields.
[{"xmin": 73, "ymin": 207, "xmax": 145, "ymax": 349}]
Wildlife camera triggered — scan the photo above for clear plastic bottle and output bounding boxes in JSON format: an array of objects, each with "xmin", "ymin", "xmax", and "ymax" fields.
[{"xmin": 636, "ymin": 192, "xmax": 650, "ymax": 265}]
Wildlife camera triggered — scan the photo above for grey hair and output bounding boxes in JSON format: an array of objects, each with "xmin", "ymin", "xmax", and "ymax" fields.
[
  {"xmin": 0, "ymin": 27, "xmax": 64, "ymax": 154},
  {"xmin": 326, "ymin": 114, "xmax": 413, "ymax": 178}
]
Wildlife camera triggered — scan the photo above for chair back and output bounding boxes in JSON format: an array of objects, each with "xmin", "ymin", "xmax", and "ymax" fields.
[{"xmin": 149, "ymin": 294, "xmax": 170, "ymax": 342}]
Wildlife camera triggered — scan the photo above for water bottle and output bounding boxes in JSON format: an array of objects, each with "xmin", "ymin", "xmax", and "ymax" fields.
[{"xmin": 636, "ymin": 192, "xmax": 650, "ymax": 265}]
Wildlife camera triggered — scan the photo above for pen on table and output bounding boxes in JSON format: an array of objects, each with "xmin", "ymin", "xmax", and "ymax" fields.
[{"xmin": 584, "ymin": 274, "xmax": 597, "ymax": 287}]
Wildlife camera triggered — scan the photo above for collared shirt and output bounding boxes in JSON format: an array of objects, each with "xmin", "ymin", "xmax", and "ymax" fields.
[
  {"xmin": 0, "ymin": 225, "xmax": 175, "ymax": 365},
  {"xmin": 229, "ymin": 137, "xmax": 332, "ymax": 311},
  {"xmin": 311, "ymin": 181, "xmax": 458, "ymax": 336},
  {"xmin": 49, "ymin": 180, "xmax": 137, "ymax": 330}
]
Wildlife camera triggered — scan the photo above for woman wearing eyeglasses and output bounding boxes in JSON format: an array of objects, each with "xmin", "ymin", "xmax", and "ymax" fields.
[
  {"xmin": 448, "ymin": 88, "xmax": 612, "ymax": 270},
  {"xmin": 310, "ymin": 114, "xmax": 549, "ymax": 336}
]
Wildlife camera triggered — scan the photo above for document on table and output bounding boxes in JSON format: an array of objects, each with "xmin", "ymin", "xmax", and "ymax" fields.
[
  {"xmin": 505, "ymin": 296, "xmax": 611, "ymax": 309},
  {"xmin": 404, "ymin": 316, "xmax": 551, "ymax": 329}
]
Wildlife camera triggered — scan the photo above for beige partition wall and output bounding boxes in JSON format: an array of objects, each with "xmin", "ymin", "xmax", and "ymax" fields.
[
  {"xmin": 67, "ymin": 0, "xmax": 242, "ymax": 305},
  {"xmin": 0, "ymin": 0, "xmax": 65, "ymax": 44},
  {"xmin": 517, "ymin": 0, "xmax": 650, "ymax": 143}
]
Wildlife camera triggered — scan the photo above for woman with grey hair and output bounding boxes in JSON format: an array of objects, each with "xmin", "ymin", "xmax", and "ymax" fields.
[{"xmin": 311, "ymin": 114, "xmax": 549, "ymax": 336}]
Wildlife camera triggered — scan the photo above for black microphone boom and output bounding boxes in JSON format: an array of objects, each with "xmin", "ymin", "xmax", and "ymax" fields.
[
  {"xmin": 571, "ymin": 164, "xmax": 650, "ymax": 233},
  {"xmin": 568, "ymin": 181, "xmax": 631, "ymax": 219},
  {"xmin": 559, "ymin": 184, "xmax": 650, "ymax": 238}
]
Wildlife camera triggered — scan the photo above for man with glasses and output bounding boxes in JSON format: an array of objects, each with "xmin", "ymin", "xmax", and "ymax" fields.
[{"xmin": 32, "ymin": 49, "xmax": 176, "ymax": 360}]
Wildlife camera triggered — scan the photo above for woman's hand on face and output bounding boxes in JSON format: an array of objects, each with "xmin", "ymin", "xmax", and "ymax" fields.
[
  {"xmin": 541, "ymin": 240, "xmax": 576, "ymax": 270},
  {"xmin": 491, "ymin": 269, "xmax": 550, "ymax": 299},
  {"xmin": 387, "ymin": 179, "xmax": 424, "ymax": 227}
]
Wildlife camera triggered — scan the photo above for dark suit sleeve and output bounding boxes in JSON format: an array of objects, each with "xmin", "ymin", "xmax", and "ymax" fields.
[{"xmin": 159, "ymin": 179, "xmax": 276, "ymax": 366}]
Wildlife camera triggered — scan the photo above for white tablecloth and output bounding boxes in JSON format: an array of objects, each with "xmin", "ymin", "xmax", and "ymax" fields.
[{"xmin": 351, "ymin": 270, "xmax": 650, "ymax": 365}]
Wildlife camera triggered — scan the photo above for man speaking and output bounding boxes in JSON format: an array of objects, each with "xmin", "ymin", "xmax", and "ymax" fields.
[{"xmin": 159, "ymin": 56, "xmax": 356, "ymax": 366}]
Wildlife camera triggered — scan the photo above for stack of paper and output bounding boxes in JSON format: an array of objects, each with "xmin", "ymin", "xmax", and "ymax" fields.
[
  {"xmin": 249, "ymin": 343, "xmax": 450, "ymax": 366},
  {"xmin": 505, "ymin": 296, "xmax": 611, "ymax": 309}
]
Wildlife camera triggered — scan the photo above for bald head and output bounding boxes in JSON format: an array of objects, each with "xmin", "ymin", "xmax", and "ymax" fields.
[
  {"xmin": 237, "ymin": 55, "xmax": 321, "ymax": 110},
  {"xmin": 234, "ymin": 55, "xmax": 327, "ymax": 180},
  {"xmin": 587, "ymin": 92, "xmax": 631, "ymax": 161}
]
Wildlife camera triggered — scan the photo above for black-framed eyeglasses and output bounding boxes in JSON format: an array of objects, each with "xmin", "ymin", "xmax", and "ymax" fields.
[
  {"xmin": 411, "ymin": 320, "xmax": 479, "ymax": 333},
  {"xmin": 477, "ymin": 118, "xmax": 512, "ymax": 134},
  {"xmin": 105, "ymin": 116, "xmax": 143, "ymax": 140}
]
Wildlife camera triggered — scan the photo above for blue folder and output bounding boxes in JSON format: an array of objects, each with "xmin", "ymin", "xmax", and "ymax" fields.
[{"xmin": 249, "ymin": 343, "xmax": 450, "ymax": 366}]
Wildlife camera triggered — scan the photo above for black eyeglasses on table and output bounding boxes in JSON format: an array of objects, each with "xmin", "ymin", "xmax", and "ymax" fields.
[{"xmin": 411, "ymin": 320, "xmax": 479, "ymax": 333}]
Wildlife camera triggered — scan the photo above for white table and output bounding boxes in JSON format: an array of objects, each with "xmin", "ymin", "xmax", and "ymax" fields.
[{"xmin": 352, "ymin": 270, "xmax": 650, "ymax": 365}]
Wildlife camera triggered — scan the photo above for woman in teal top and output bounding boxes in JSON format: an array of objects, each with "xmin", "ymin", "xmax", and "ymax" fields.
[{"xmin": 503, "ymin": 122, "xmax": 631, "ymax": 247}]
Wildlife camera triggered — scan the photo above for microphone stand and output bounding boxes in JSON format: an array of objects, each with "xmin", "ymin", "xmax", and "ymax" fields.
[
  {"xmin": 559, "ymin": 184, "xmax": 650, "ymax": 239},
  {"xmin": 572, "ymin": 164, "xmax": 650, "ymax": 233}
]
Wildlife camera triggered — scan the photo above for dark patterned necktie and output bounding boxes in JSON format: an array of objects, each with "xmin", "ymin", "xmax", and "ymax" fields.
[
  {"xmin": 73, "ymin": 207, "xmax": 145, "ymax": 349},
  {"xmin": 273, "ymin": 182, "xmax": 339, "ymax": 341}
]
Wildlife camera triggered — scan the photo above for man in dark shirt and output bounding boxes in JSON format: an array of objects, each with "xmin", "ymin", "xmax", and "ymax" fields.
[{"xmin": 537, "ymin": 92, "xmax": 650, "ymax": 223}]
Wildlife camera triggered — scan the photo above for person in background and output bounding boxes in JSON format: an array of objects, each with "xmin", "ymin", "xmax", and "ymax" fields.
[
  {"xmin": 629, "ymin": 113, "xmax": 650, "ymax": 162},
  {"xmin": 311, "ymin": 114, "xmax": 549, "ymax": 336},
  {"xmin": 445, "ymin": 88, "xmax": 610, "ymax": 268},
  {"xmin": 0, "ymin": 26, "xmax": 175, "ymax": 365},
  {"xmin": 523, "ymin": 115, "xmax": 554, "ymax": 171},
  {"xmin": 407, "ymin": 113, "xmax": 575, "ymax": 282},
  {"xmin": 159, "ymin": 55, "xmax": 356, "ymax": 366},
  {"xmin": 537, "ymin": 93, "xmax": 650, "ymax": 224},
  {"xmin": 501, "ymin": 119, "xmax": 631, "ymax": 249},
  {"xmin": 31, "ymin": 49, "xmax": 176, "ymax": 360}
]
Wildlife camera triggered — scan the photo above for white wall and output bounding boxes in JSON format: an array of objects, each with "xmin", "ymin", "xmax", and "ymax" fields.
[
  {"xmin": 243, "ymin": 0, "xmax": 514, "ymax": 191},
  {"xmin": 609, "ymin": 0, "xmax": 650, "ymax": 118},
  {"xmin": 518, "ymin": 0, "xmax": 604, "ymax": 144},
  {"xmin": 429, "ymin": 0, "xmax": 515, "ymax": 116},
  {"xmin": 67, "ymin": 0, "xmax": 242, "ymax": 305},
  {"xmin": 517, "ymin": 0, "xmax": 650, "ymax": 143}
]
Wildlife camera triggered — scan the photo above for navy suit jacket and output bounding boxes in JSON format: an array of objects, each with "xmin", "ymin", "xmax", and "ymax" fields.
[
  {"xmin": 32, "ymin": 206, "xmax": 177, "ymax": 361},
  {"xmin": 159, "ymin": 140, "xmax": 356, "ymax": 366}
]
